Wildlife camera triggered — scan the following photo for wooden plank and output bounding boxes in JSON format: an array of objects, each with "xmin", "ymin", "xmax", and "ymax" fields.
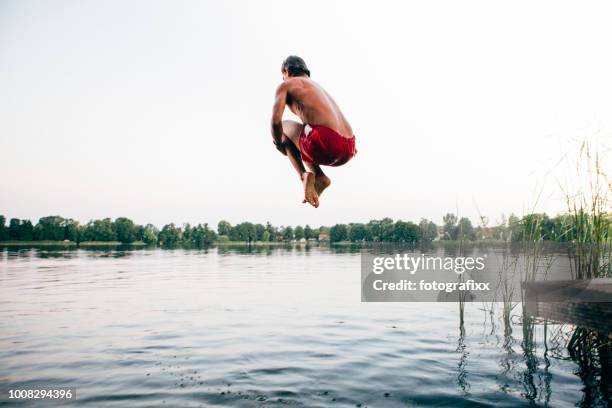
[{"xmin": 523, "ymin": 279, "xmax": 612, "ymax": 333}]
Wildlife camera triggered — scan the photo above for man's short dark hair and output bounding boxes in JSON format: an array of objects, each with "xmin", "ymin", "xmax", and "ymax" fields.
[{"xmin": 281, "ymin": 55, "xmax": 310, "ymax": 77}]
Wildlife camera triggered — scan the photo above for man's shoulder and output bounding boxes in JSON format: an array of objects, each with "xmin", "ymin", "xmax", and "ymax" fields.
[
  {"xmin": 283, "ymin": 77, "xmax": 312, "ymax": 91},
  {"xmin": 275, "ymin": 79, "xmax": 297, "ymax": 93},
  {"xmin": 275, "ymin": 77, "xmax": 318, "ymax": 99}
]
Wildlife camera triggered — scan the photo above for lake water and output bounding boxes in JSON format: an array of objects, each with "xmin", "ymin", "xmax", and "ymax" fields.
[{"xmin": 0, "ymin": 246, "xmax": 606, "ymax": 407}]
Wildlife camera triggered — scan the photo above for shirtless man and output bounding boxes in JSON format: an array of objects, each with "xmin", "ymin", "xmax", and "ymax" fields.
[{"xmin": 271, "ymin": 55, "xmax": 356, "ymax": 208}]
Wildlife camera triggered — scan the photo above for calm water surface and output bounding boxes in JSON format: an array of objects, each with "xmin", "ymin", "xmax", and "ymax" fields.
[{"xmin": 0, "ymin": 246, "xmax": 601, "ymax": 407}]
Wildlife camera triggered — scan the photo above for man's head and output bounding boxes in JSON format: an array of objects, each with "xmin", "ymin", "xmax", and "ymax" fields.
[{"xmin": 281, "ymin": 55, "xmax": 310, "ymax": 80}]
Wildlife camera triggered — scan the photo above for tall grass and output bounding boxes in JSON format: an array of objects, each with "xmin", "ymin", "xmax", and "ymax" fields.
[
  {"xmin": 561, "ymin": 140, "xmax": 612, "ymax": 279},
  {"xmin": 557, "ymin": 140, "xmax": 611, "ymax": 398}
]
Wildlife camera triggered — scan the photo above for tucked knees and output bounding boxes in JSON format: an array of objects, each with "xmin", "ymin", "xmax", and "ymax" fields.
[{"xmin": 282, "ymin": 120, "xmax": 303, "ymax": 147}]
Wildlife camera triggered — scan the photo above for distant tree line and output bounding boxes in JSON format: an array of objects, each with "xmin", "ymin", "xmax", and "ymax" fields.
[
  {"xmin": 325, "ymin": 218, "xmax": 437, "ymax": 243},
  {"xmin": 0, "ymin": 212, "xmax": 606, "ymax": 246},
  {"xmin": 0, "ymin": 215, "xmax": 216, "ymax": 247}
]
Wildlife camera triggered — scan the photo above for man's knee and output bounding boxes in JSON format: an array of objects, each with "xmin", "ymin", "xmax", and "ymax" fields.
[
  {"xmin": 282, "ymin": 120, "xmax": 303, "ymax": 146},
  {"xmin": 283, "ymin": 120, "xmax": 302, "ymax": 135},
  {"xmin": 282, "ymin": 119, "xmax": 301, "ymax": 128}
]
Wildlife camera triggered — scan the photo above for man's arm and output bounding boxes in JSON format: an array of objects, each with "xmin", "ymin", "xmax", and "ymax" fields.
[{"xmin": 271, "ymin": 82, "xmax": 288, "ymax": 154}]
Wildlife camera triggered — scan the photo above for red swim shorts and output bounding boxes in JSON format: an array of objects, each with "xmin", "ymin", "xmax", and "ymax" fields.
[{"xmin": 298, "ymin": 125, "xmax": 357, "ymax": 166}]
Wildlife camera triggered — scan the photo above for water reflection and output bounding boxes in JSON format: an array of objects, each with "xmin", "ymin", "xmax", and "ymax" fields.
[
  {"xmin": 455, "ymin": 332, "xmax": 470, "ymax": 396},
  {"xmin": 569, "ymin": 328, "xmax": 612, "ymax": 406}
]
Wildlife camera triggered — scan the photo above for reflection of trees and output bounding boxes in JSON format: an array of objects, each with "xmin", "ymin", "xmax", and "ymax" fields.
[
  {"xmin": 541, "ymin": 324, "xmax": 553, "ymax": 406},
  {"xmin": 499, "ymin": 319, "xmax": 517, "ymax": 394},
  {"xmin": 456, "ymin": 331, "xmax": 470, "ymax": 396},
  {"xmin": 455, "ymin": 240, "xmax": 470, "ymax": 395},
  {"xmin": 495, "ymin": 299, "xmax": 557, "ymax": 405},
  {"xmin": 519, "ymin": 313, "xmax": 539, "ymax": 403},
  {"xmin": 494, "ymin": 305, "xmax": 612, "ymax": 407},
  {"xmin": 568, "ymin": 328, "xmax": 612, "ymax": 407},
  {"xmin": 328, "ymin": 243, "xmax": 362, "ymax": 254},
  {"xmin": 217, "ymin": 244, "xmax": 288, "ymax": 256}
]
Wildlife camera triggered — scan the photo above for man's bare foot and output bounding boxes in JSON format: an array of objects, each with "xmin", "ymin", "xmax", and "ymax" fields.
[
  {"xmin": 302, "ymin": 172, "xmax": 319, "ymax": 208},
  {"xmin": 315, "ymin": 175, "xmax": 331, "ymax": 196},
  {"xmin": 303, "ymin": 175, "xmax": 331, "ymax": 204}
]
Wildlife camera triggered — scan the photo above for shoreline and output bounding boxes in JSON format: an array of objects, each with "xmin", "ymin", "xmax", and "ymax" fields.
[{"xmin": 0, "ymin": 239, "xmax": 513, "ymax": 248}]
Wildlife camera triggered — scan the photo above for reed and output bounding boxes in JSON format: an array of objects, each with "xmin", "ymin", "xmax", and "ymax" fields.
[{"xmin": 561, "ymin": 140, "xmax": 611, "ymax": 279}]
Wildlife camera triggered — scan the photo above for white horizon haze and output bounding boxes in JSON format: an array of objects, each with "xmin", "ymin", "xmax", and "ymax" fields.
[{"xmin": 1, "ymin": 0, "xmax": 611, "ymax": 229}]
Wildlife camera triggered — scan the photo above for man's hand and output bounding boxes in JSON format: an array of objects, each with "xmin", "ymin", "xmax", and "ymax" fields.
[{"xmin": 271, "ymin": 120, "xmax": 287, "ymax": 155}]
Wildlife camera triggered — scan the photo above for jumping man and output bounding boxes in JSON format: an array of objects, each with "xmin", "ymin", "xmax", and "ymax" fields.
[{"xmin": 271, "ymin": 56, "xmax": 356, "ymax": 208}]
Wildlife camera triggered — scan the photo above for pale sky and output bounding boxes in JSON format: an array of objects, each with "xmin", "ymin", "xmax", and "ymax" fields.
[{"xmin": 1, "ymin": 0, "xmax": 611, "ymax": 228}]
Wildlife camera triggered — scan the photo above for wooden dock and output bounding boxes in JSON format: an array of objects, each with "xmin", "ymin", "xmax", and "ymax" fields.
[{"xmin": 523, "ymin": 278, "xmax": 612, "ymax": 333}]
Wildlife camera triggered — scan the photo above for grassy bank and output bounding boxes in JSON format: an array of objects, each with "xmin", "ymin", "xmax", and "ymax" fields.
[{"xmin": 0, "ymin": 240, "xmax": 76, "ymax": 246}]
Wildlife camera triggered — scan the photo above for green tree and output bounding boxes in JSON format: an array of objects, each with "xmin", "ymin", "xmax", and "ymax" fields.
[
  {"xmin": 550, "ymin": 214, "xmax": 572, "ymax": 242},
  {"xmin": 115, "ymin": 217, "xmax": 137, "ymax": 243},
  {"xmin": 228, "ymin": 223, "xmax": 246, "ymax": 241},
  {"xmin": 368, "ymin": 218, "xmax": 395, "ymax": 242},
  {"xmin": 367, "ymin": 219, "xmax": 382, "ymax": 242},
  {"xmin": 255, "ymin": 224, "xmax": 266, "ymax": 241},
  {"xmin": 508, "ymin": 214, "xmax": 522, "ymax": 242},
  {"xmin": 230, "ymin": 222, "xmax": 256, "ymax": 242},
  {"xmin": 419, "ymin": 218, "xmax": 438, "ymax": 242},
  {"xmin": 80, "ymin": 222, "xmax": 95, "ymax": 242},
  {"xmin": 442, "ymin": 213, "xmax": 458, "ymax": 240},
  {"xmin": 8, "ymin": 218, "xmax": 21, "ymax": 240},
  {"xmin": 19, "ymin": 220, "xmax": 34, "ymax": 241},
  {"xmin": 329, "ymin": 224, "xmax": 348, "ymax": 243},
  {"xmin": 514, "ymin": 213, "xmax": 555, "ymax": 242},
  {"xmin": 158, "ymin": 223, "xmax": 182, "ymax": 247},
  {"xmin": 63, "ymin": 219, "xmax": 81, "ymax": 243},
  {"xmin": 217, "ymin": 220, "xmax": 232, "ymax": 236},
  {"xmin": 134, "ymin": 224, "xmax": 145, "ymax": 241},
  {"xmin": 456, "ymin": 217, "xmax": 476, "ymax": 241},
  {"xmin": 265, "ymin": 222, "xmax": 278, "ymax": 241},
  {"xmin": 228, "ymin": 225, "xmax": 240, "ymax": 241},
  {"xmin": 6, "ymin": 218, "xmax": 34, "ymax": 241},
  {"xmin": 294, "ymin": 225, "xmax": 304, "ymax": 240},
  {"xmin": 182, "ymin": 223, "xmax": 193, "ymax": 244},
  {"xmin": 0, "ymin": 216, "xmax": 8, "ymax": 241},
  {"xmin": 142, "ymin": 224, "xmax": 159, "ymax": 245},
  {"xmin": 349, "ymin": 223, "xmax": 369, "ymax": 242},
  {"xmin": 191, "ymin": 223, "xmax": 216, "ymax": 246},
  {"xmin": 85, "ymin": 218, "xmax": 117, "ymax": 241},
  {"xmin": 34, "ymin": 216, "xmax": 65, "ymax": 241},
  {"xmin": 282, "ymin": 226, "xmax": 294, "ymax": 241},
  {"xmin": 381, "ymin": 219, "xmax": 395, "ymax": 242},
  {"xmin": 202, "ymin": 223, "xmax": 217, "ymax": 245},
  {"xmin": 304, "ymin": 225, "xmax": 315, "ymax": 240},
  {"xmin": 394, "ymin": 221, "xmax": 420, "ymax": 242}
]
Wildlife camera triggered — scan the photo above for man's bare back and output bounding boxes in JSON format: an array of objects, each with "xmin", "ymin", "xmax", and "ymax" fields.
[
  {"xmin": 271, "ymin": 56, "xmax": 356, "ymax": 208},
  {"xmin": 283, "ymin": 77, "xmax": 353, "ymax": 138}
]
